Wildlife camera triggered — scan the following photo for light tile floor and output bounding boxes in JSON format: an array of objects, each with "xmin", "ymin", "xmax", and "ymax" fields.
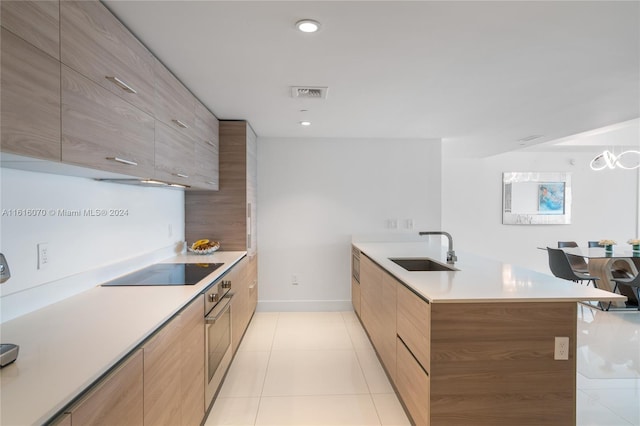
[
  {"xmin": 205, "ymin": 311, "xmax": 410, "ymax": 425},
  {"xmin": 206, "ymin": 308, "xmax": 640, "ymax": 426}
]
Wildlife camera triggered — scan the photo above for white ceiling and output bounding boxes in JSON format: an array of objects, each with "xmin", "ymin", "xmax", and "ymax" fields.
[{"xmin": 103, "ymin": 1, "xmax": 640, "ymax": 157}]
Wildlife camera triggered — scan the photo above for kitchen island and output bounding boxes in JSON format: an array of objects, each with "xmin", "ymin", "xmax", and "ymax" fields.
[
  {"xmin": 0, "ymin": 250, "xmax": 246, "ymax": 426},
  {"xmin": 352, "ymin": 241, "xmax": 625, "ymax": 426}
]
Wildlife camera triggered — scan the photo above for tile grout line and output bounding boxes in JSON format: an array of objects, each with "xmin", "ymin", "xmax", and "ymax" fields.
[{"xmin": 253, "ymin": 312, "xmax": 280, "ymax": 426}]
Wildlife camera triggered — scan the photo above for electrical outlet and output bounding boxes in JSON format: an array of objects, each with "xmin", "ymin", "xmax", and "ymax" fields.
[
  {"xmin": 37, "ymin": 243, "xmax": 49, "ymax": 270},
  {"xmin": 405, "ymin": 219, "xmax": 414, "ymax": 230},
  {"xmin": 388, "ymin": 219, "xmax": 398, "ymax": 229},
  {"xmin": 554, "ymin": 336, "xmax": 569, "ymax": 360},
  {"xmin": 292, "ymin": 274, "xmax": 299, "ymax": 285}
]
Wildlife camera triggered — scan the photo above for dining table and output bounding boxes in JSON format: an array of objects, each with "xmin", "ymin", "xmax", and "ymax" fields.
[{"xmin": 560, "ymin": 246, "xmax": 639, "ymax": 308}]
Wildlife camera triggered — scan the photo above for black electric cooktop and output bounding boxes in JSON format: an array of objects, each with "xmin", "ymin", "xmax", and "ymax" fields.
[{"xmin": 101, "ymin": 263, "xmax": 224, "ymax": 286}]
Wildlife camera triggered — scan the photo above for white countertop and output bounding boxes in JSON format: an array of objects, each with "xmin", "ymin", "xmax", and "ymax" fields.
[
  {"xmin": 354, "ymin": 242, "xmax": 627, "ymax": 304},
  {"xmin": 0, "ymin": 251, "xmax": 246, "ymax": 426}
]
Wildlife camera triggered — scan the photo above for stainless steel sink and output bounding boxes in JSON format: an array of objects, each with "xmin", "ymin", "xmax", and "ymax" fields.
[{"xmin": 389, "ymin": 258, "xmax": 457, "ymax": 272}]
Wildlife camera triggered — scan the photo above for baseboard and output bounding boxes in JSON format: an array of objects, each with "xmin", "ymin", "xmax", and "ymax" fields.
[{"xmin": 257, "ymin": 300, "xmax": 353, "ymax": 312}]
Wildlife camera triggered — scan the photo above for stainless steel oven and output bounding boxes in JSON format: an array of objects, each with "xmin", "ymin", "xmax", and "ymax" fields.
[{"xmin": 204, "ymin": 278, "xmax": 233, "ymax": 406}]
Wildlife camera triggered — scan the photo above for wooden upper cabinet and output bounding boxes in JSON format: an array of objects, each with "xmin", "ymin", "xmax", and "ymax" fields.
[
  {"xmin": 192, "ymin": 101, "xmax": 220, "ymax": 190},
  {"xmin": 155, "ymin": 121, "xmax": 195, "ymax": 185},
  {"xmin": 1, "ymin": 0, "xmax": 60, "ymax": 59},
  {"xmin": 154, "ymin": 59, "xmax": 196, "ymax": 137},
  {"xmin": 60, "ymin": 1, "xmax": 155, "ymax": 115},
  {"xmin": 61, "ymin": 66, "xmax": 155, "ymax": 176},
  {"xmin": 185, "ymin": 121, "xmax": 257, "ymax": 251},
  {"xmin": 1, "ymin": 28, "xmax": 61, "ymax": 161},
  {"xmin": 69, "ymin": 349, "xmax": 144, "ymax": 426}
]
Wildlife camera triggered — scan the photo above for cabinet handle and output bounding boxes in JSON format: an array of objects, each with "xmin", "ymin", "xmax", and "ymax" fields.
[
  {"xmin": 105, "ymin": 76, "xmax": 137, "ymax": 94},
  {"xmin": 107, "ymin": 157, "xmax": 138, "ymax": 166},
  {"xmin": 175, "ymin": 173, "xmax": 189, "ymax": 179},
  {"xmin": 172, "ymin": 119, "xmax": 189, "ymax": 129}
]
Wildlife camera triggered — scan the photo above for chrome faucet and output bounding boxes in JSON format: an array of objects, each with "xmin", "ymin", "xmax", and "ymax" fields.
[{"xmin": 418, "ymin": 231, "xmax": 457, "ymax": 264}]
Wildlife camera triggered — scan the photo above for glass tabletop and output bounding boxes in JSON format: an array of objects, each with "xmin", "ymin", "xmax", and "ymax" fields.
[{"xmin": 560, "ymin": 246, "xmax": 640, "ymax": 259}]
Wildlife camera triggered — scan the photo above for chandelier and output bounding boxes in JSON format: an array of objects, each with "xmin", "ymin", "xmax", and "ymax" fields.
[{"xmin": 590, "ymin": 149, "xmax": 640, "ymax": 170}]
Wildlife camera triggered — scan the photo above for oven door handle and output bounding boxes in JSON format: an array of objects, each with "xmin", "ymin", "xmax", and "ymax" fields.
[{"xmin": 205, "ymin": 293, "xmax": 234, "ymax": 324}]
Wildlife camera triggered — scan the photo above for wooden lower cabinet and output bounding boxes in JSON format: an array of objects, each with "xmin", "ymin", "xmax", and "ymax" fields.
[
  {"xmin": 351, "ymin": 276, "xmax": 361, "ymax": 317},
  {"xmin": 247, "ymin": 254, "xmax": 258, "ymax": 314},
  {"xmin": 397, "ymin": 282, "xmax": 430, "ymax": 373},
  {"xmin": 68, "ymin": 349, "xmax": 144, "ymax": 426},
  {"xmin": 359, "ymin": 255, "xmax": 397, "ymax": 381},
  {"xmin": 397, "ymin": 337, "xmax": 430, "ymax": 426},
  {"xmin": 180, "ymin": 296, "xmax": 205, "ymax": 426},
  {"xmin": 143, "ymin": 315, "xmax": 183, "ymax": 426},
  {"xmin": 230, "ymin": 256, "xmax": 257, "ymax": 354}
]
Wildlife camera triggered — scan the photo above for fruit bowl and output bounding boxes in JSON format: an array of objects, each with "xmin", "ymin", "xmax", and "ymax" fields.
[{"xmin": 188, "ymin": 240, "xmax": 220, "ymax": 255}]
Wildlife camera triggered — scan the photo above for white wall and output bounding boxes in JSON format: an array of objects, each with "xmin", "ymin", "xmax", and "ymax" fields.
[
  {"xmin": 0, "ymin": 168, "xmax": 185, "ymax": 321},
  {"xmin": 257, "ymin": 137, "xmax": 442, "ymax": 311},
  {"xmin": 441, "ymin": 149, "xmax": 639, "ymax": 273}
]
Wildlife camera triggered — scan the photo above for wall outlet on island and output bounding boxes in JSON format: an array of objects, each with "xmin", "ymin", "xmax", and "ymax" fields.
[{"xmin": 554, "ymin": 336, "xmax": 569, "ymax": 360}]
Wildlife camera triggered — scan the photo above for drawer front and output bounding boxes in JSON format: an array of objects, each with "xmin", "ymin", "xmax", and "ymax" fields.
[
  {"xmin": 1, "ymin": 28, "xmax": 61, "ymax": 161},
  {"xmin": 61, "ymin": 66, "xmax": 155, "ymax": 176},
  {"xmin": 61, "ymin": 1, "xmax": 155, "ymax": 115},
  {"xmin": 154, "ymin": 59, "xmax": 195, "ymax": 137},
  {"xmin": 397, "ymin": 337, "xmax": 430, "ymax": 426},
  {"xmin": 379, "ymin": 272, "xmax": 397, "ymax": 382},
  {"xmin": 70, "ymin": 349, "xmax": 144, "ymax": 426},
  {"xmin": 1, "ymin": 0, "xmax": 60, "ymax": 59},
  {"xmin": 154, "ymin": 121, "xmax": 195, "ymax": 185},
  {"xmin": 397, "ymin": 282, "xmax": 431, "ymax": 372}
]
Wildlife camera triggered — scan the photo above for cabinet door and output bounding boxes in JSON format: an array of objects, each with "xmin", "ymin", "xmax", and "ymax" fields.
[
  {"xmin": 379, "ymin": 272, "xmax": 397, "ymax": 382},
  {"xmin": 154, "ymin": 121, "xmax": 195, "ymax": 185},
  {"xmin": 359, "ymin": 255, "xmax": 382, "ymax": 341},
  {"xmin": 1, "ymin": 0, "xmax": 59, "ymax": 59},
  {"xmin": 248, "ymin": 254, "xmax": 258, "ymax": 315},
  {"xmin": 154, "ymin": 59, "xmax": 195, "ymax": 137},
  {"xmin": 1, "ymin": 28, "xmax": 60, "ymax": 161},
  {"xmin": 69, "ymin": 349, "xmax": 144, "ymax": 426},
  {"xmin": 62, "ymin": 66, "xmax": 155, "ymax": 176},
  {"xmin": 397, "ymin": 282, "xmax": 431, "ymax": 373},
  {"xmin": 246, "ymin": 125, "xmax": 258, "ymax": 255},
  {"xmin": 351, "ymin": 276, "xmax": 361, "ymax": 318},
  {"xmin": 192, "ymin": 101, "xmax": 220, "ymax": 190},
  {"xmin": 180, "ymin": 296, "xmax": 205, "ymax": 426},
  {"xmin": 396, "ymin": 338, "xmax": 430, "ymax": 426},
  {"xmin": 143, "ymin": 317, "xmax": 182, "ymax": 426},
  {"xmin": 230, "ymin": 257, "xmax": 249, "ymax": 354},
  {"xmin": 60, "ymin": 0, "xmax": 155, "ymax": 115}
]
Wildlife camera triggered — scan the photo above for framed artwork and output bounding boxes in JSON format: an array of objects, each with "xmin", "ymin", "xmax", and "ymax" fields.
[{"xmin": 502, "ymin": 172, "xmax": 571, "ymax": 225}]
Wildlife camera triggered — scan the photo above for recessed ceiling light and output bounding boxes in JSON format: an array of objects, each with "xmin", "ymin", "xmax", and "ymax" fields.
[
  {"xmin": 296, "ymin": 19, "xmax": 320, "ymax": 33},
  {"xmin": 300, "ymin": 121, "xmax": 312, "ymax": 126}
]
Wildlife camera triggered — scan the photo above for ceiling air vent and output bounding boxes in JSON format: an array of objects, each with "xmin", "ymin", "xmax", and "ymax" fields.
[{"xmin": 291, "ymin": 86, "xmax": 328, "ymax": 99}]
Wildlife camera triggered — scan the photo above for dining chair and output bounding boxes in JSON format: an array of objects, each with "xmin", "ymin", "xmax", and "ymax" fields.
[
  {"xmin": 611, "ymin": 272, "xmax": 640, "ymax": 311},
  {"xmin": 557, "ymin": 241, "xmax": 589, "ymax": 274},
  {"xmin": 546, "ymin": 247, "xmax": 600, "ymax": 288}
]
